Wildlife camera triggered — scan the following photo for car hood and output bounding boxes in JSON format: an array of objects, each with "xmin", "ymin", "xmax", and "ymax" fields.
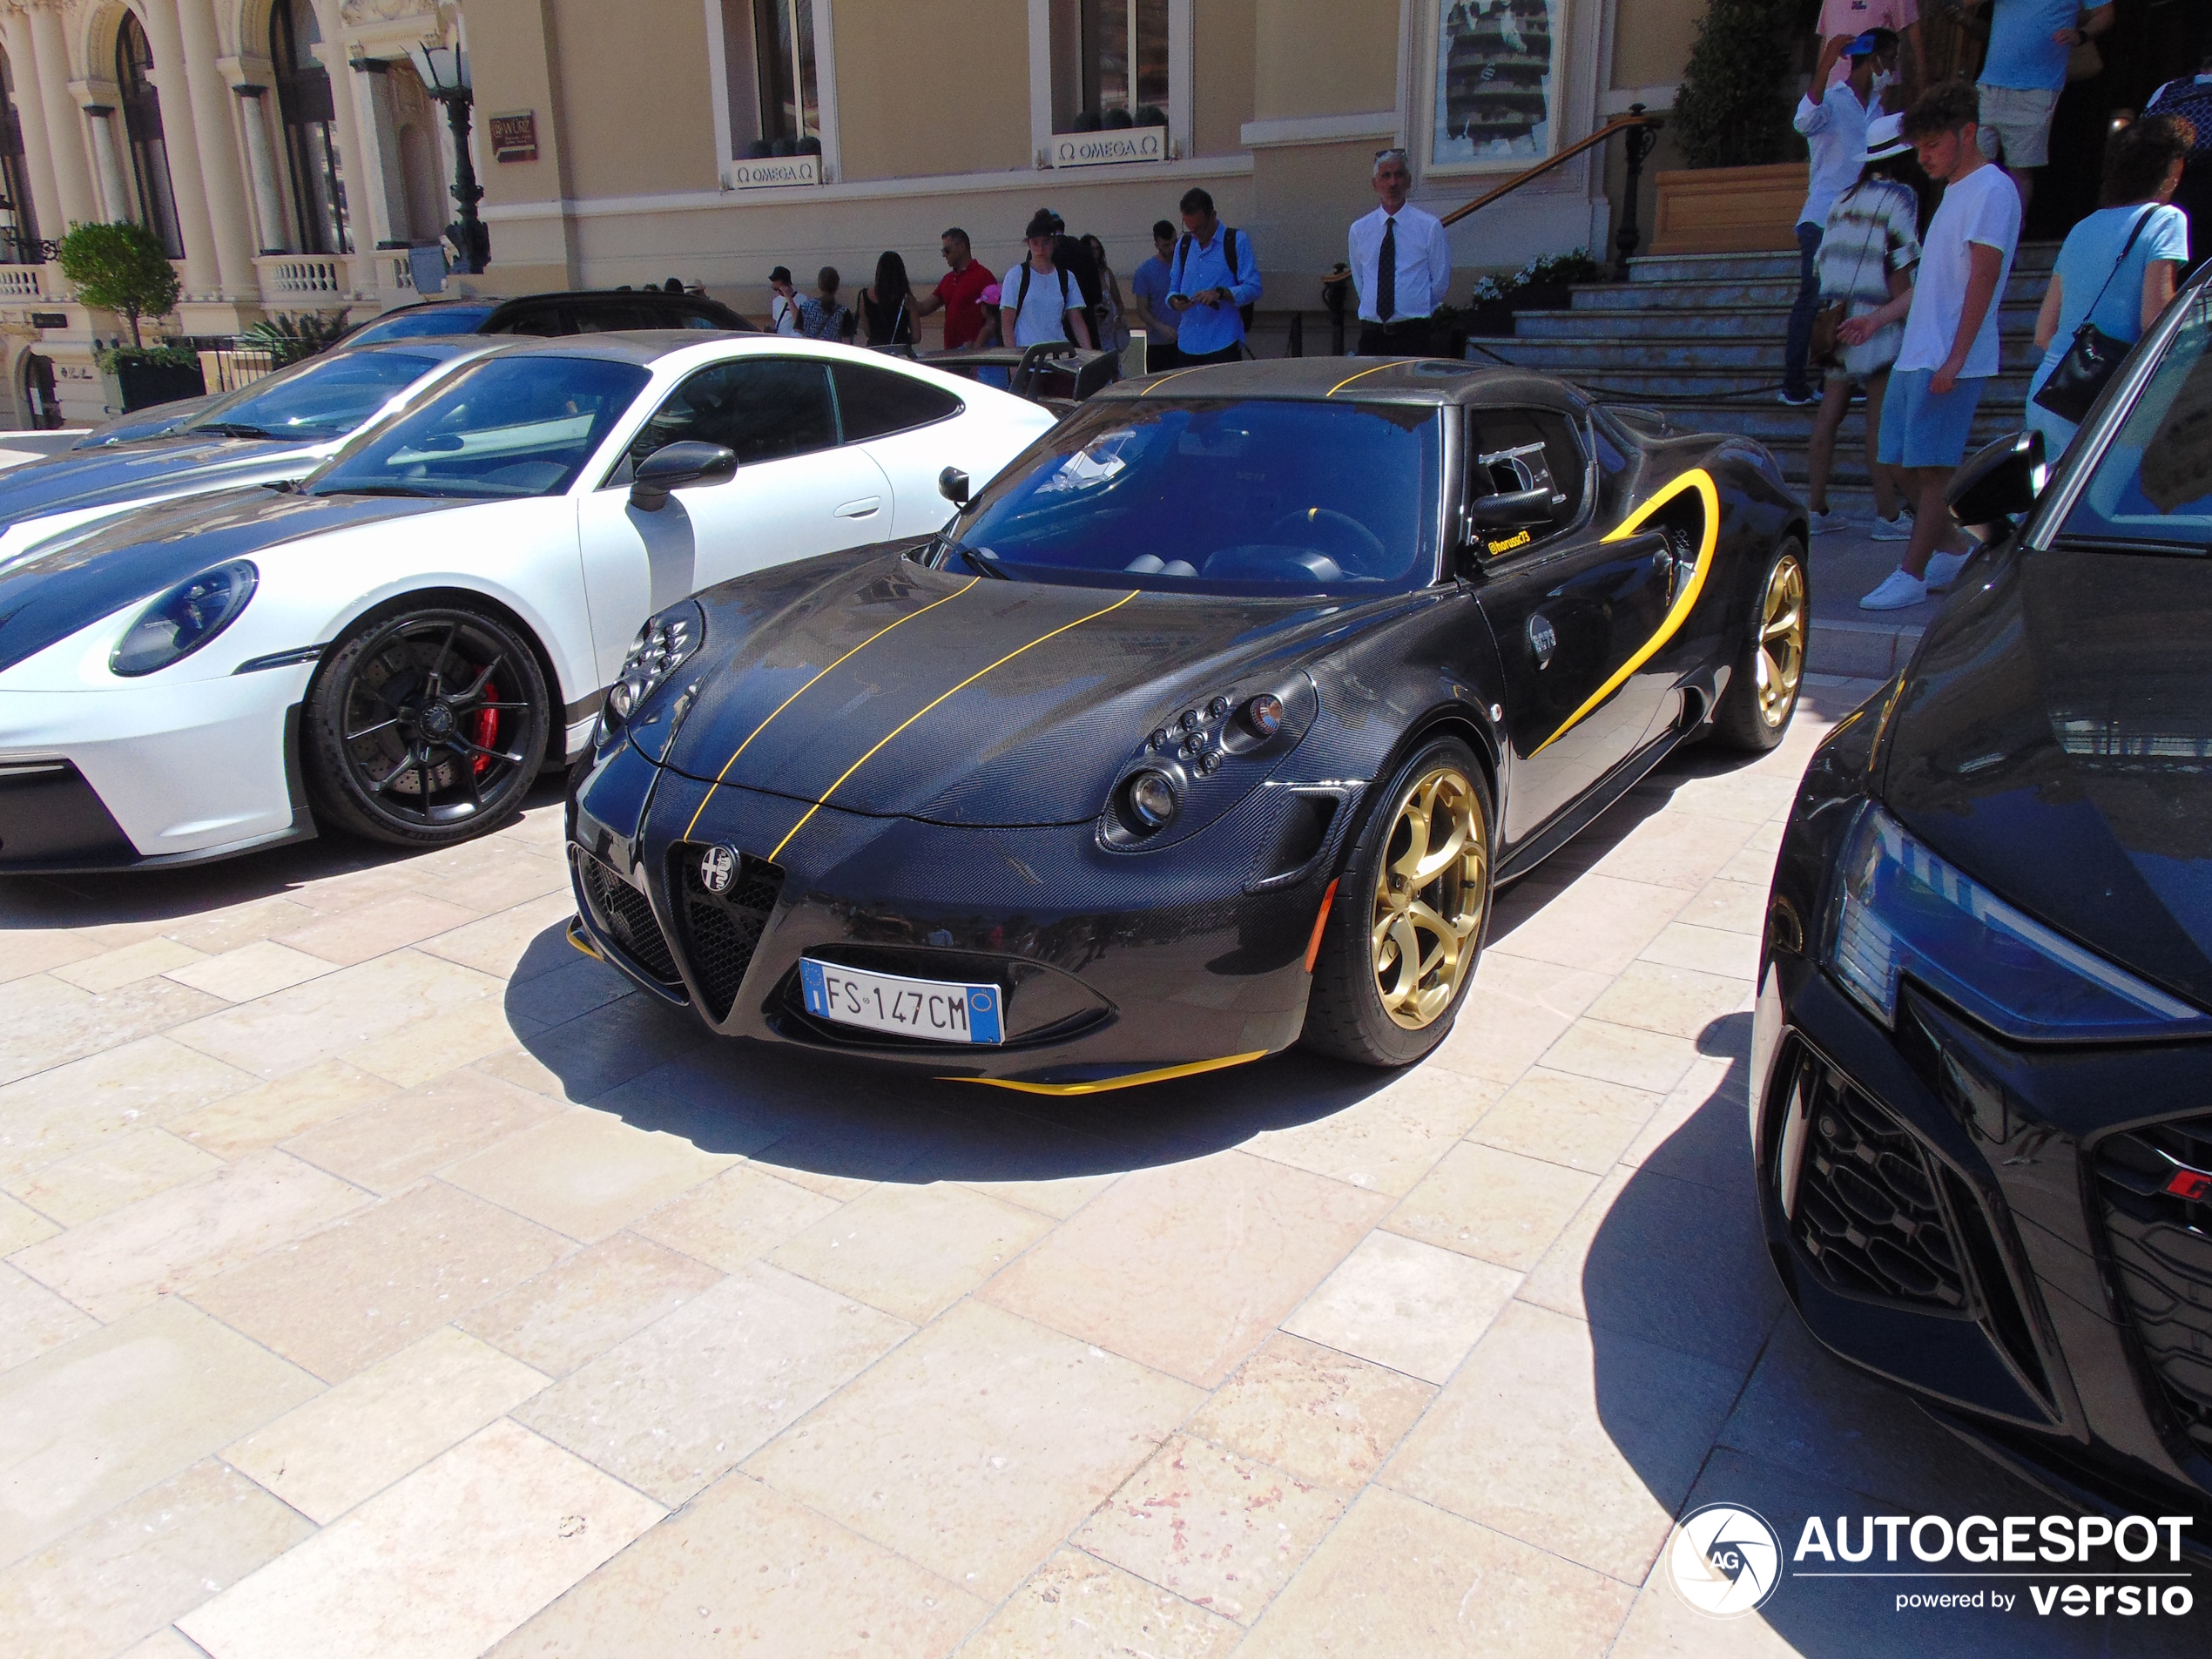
[
  {"xmin": 658, "ymin": 550, "xmax": 1406, "ymax": 826},
  {"xmin": 0, "ymin": 434, "xmax": 317, "ymax": 534},
  {"xmin": 0, "ymin": 485, "xmax": 454, "ymax": 675},
  {"xmin": 1883, "ymin": 541, "xmax": 2212, "ymax": 1013}
]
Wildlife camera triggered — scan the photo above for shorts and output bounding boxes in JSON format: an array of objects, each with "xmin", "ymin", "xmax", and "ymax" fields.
[
  {"xmin": 1976, "ymin": 84, "xmax": 2060, "ymax": 169},
  {"xmin": 1877, "ymin": 368, "xmax": 1990, "ymax": 470}
]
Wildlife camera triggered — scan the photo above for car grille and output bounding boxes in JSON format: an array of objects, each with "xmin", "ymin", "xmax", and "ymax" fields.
[
  {"xmin": 2094, "ymin": 1116, "xmax": 2212, "ymax": 1458},
  {"xmin": 576, "ymin": 853, "xmax": 682, "ymax": 985},
  {"xmin": 671, "ymin": 844, "xmax": 785, "ymax": 1022},
  {"xmin": 1781, "ymin": 1046, "xmax": 1971, "ymax": 1312}
]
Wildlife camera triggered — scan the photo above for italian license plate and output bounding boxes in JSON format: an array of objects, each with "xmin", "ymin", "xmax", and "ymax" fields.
[{"xmin": 799, "ymin": 959, "xmax": 1003, "ymax": 1044}]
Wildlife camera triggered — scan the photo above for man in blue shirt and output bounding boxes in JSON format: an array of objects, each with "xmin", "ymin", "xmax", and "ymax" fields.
[
  {"xmin": 1127, "ymin": 219, "xmax": 1181, "ymax": 372},
  {"xmin": 1166, "ymin": 189, "xmax": 1261, "ymax": 366},
  {"xmin": 1971, "ymin": 0, "xmax": 2113, "ymax": 217}
]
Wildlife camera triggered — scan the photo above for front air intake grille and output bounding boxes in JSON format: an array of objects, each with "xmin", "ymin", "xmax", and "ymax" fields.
[
  {"xmin": 2094, "ymin": 1117, "xmax": 2212, "ymax": 1457},
  {"xmin": 1780, "ymin": 1047, "xmax": 1971, "ymax": 1312},
  {"xmin": 577, "ymin": 853, "xmax": 681, "ymax": 984},
  {"xmin": 671, "ymin": 845, "xmax": 785, "ymax": 1022}
]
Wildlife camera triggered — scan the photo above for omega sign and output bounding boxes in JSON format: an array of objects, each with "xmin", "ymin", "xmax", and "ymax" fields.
[
  {"xmin": 1054, "ymin": 126, "xmax": 1165, "ymax": 168},
  {"xmin": 730, "ymin": 155, "xmax": 821, "ymax": 189}
]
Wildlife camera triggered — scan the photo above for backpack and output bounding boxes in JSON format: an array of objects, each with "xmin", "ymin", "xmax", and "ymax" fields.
[
  {"xmin": 1175, "ymin": 227, "xmax": 1256, "ymax": 330},
  {"xmin": 1015, "ymin": 260, "xmax": 1084, "ymax": 345}
]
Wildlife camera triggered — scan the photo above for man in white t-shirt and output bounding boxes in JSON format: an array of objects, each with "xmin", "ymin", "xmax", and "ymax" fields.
[
  {"xmin": 767, "ymin": 266, "xmax": 801, "ymax": 336},
  {"xmin": 1001, "ymin": 209, "xmax": 1096, "ymax": 350},
  {"xmin": 1848, "ymin": 83, "xmax": 2021, "ymax": 610}
]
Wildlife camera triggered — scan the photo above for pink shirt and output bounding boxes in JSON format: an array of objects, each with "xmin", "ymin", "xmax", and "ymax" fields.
[{"xmin": 1817, "ymin": 0, "xmax": 1918, "ymax": 84}]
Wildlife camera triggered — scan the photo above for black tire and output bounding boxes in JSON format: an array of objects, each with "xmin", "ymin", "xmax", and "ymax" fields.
[
  {"xmin": 304, "ymin": 601, "xmax": 551, "ymax": 848},
  {"xmin": 1710, "ymin": 538, "xmax": 1808, "ymax": 752},
  {"xmin": 1299, "ymin": 736, "xmax": 1494, "ymax": 1067}
]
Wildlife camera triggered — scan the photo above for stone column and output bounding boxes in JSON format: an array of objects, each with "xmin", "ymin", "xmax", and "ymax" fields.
[
  {"xmin": 172, "ymin": 0, "xmax": 257, "ymax": 293},
  {"xmin": 138, "ymin": 0, "xmax": 217, "ymax": 294},
  {"xmin": 234, "ymin": 90, "xmax": 287, "ymax": 254},
  {"xmin": 327, "ymin": 50, "xmax": 395, "ymax": 256},
  {"xmin": 83, "ymin": 108, "xmax": 132, "ymax": 226},
  {"xmin": 24, "ymin": 4, "xmax": 97, "ymax": 229},
  {"xmin": 0, "ymin": 12, "xmax": 65, "ymax": 253}
]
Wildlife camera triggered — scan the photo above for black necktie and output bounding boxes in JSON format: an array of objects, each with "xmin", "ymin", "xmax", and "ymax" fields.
[{"xmin": 1377, "ymin": 217, "xmax": 1397, "ymax": 322}]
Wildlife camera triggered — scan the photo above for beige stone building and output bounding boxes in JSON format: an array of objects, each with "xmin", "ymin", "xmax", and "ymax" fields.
[{"xmin": 1, "ymin": 0, "xmax": 1713, "ymax": 427}]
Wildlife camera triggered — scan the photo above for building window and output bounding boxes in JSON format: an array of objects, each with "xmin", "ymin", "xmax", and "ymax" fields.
[
  {"xmin": 0, "ymin": 49, "xmax": 40, "ymax": 265},
  {"xmin": 117, "ymin": 13, "xmax": 184, "ymax": 260},
  {"xmin": 272, "ymin": 0, "xmax": 351, "ymax": 254},
  {"xmin": 1053, "ymin": 0, "xmax": 1168, "ymax": 130},
  {"xmin": 719, "ymin": 0, "xmax": 820, "ymax": 157}
]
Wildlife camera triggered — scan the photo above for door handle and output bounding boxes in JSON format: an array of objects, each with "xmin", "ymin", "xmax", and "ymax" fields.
[{"xmin": 834, "ymin": 496, "xmax": 881, "ymax": 518}]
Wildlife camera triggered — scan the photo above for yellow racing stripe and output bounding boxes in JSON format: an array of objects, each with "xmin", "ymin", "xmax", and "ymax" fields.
[
  {"xmin": 950, "ymin": 1050, "xmax": 1270, "ymax": 1095},
  {"xmin": 679, "ymin": 576, "xmax": 980, "ymax": 840},
  {"xmin": 1325, "ymin": 361, "xmax": 1403, "ymax": 397},
  {"xmin": 1528, "ymin": 469, "xmax": 1721, "ymax": 759},
  {"xmin": 765, "ymin": 588, "xmax": 1142, "ymax": 861},
  {"xmin": 1142, "ymin": 365, "xmax": 1213, "ymax": 396}
]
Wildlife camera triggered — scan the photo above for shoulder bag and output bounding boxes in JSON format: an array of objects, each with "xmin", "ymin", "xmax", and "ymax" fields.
[
  {"xmin": 2033, "ymin": 206, "xmax": 2155, "ymax": 426},
  {"xmin": 1808, "ymin": 197, "xmax": 1879, "ymax": 371}
]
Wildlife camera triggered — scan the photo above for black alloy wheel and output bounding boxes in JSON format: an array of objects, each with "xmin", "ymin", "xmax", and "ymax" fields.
[
  {"xmin": 1710, "ymin": 537, "xmax": 1808, "ymax": 752},
  {"xmin": 305, "ymin": 603, "xmax": 551, "ymax": 847},
  {"xmin": 1300, "ymin": 735, "xmax": 1494, "ymax": 1067}
]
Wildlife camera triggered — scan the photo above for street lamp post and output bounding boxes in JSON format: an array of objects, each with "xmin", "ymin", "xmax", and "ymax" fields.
[{"xmin": 408, "ymin": 42, "xmax": 489, "ymax": 275}]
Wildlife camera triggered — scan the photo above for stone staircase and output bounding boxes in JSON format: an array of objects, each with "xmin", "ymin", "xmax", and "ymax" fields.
[{"xmin": 1463, "ymin": 243, "xmax": 2059, "ymax": 494}]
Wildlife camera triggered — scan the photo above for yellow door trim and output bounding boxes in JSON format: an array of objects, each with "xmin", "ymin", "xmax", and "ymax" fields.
[
  {"xmin": 1527, "ymin": 468, "xmax": 1721, "ymax": 759},
  {"xmin": 949, "ymin": 1049, "xmax": 1270, "ymax": 1095}
]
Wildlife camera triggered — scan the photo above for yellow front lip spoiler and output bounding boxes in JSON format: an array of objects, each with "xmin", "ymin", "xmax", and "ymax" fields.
[
  {"xmin": 565, "ymin": 916, "xmax": 602, "ymax": 960},
  {"xmin": 947, "ymin": 1050, "xmax": 1270, "ymax": 1096}
]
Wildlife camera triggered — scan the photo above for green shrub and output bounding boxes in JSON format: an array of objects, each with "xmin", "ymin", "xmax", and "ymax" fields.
[
  {"xmin": 1673, "ymin": 0, "xmax": 1800, "ymax": 169},
  {"xmin": 242, "ymin": 309, "xmax": 352, "ymax": 367},
  {"xmin": 91, "ymin": 342, "xmax": 199, "ymax": 373},
  {"xmin": 56, "ymin": 221, "xmax": 179, "ymax": 348}
]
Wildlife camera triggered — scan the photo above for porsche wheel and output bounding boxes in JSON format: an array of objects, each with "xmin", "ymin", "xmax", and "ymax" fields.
[
  {"xmin": 1300, "ymin": 737, "xmax": 1492, "ymax": 1067},
  {"xmin": 1711, "ymin": 540, "xmax": 1807, "ymax": 752},
  {"xmin": 304, "ymin": 603, "xmax": 550, "ymax": 848}
]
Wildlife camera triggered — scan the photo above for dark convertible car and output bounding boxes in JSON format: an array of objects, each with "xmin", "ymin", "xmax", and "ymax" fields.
[
  {"xmin": 568, "ymin": 359, "xmax": 1806, "ymax": 1089},
  {"xmin": 1755, "ymin": 265, "xmax": 2212, "ymax": 1521}
]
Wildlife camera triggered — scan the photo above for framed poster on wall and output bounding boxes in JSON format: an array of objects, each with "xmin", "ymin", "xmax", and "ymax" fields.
[{"xmin": 1431, "ymin": 0, "xmax": 1559, "ymax": 167}]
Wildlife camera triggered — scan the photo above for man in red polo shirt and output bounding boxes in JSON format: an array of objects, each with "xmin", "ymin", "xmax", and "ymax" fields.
[{"xmin": 914, "ymin": 227, "xmax": 995, "ymax": 349}]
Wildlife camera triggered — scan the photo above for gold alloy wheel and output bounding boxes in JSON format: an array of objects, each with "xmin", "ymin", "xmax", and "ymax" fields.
[
  {"xmin": 1370, "ymin": 765, "xmax": 1487, "ymax": 1029},
  {"xmin": 1756, "ymin": 555, "xmax": 1807, "ymax": 729}
]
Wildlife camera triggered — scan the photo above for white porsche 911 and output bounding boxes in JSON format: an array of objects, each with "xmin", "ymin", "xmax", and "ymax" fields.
[{"xmin": 0, "ymin": 335, "xmax": 1057, "ymax": 869}]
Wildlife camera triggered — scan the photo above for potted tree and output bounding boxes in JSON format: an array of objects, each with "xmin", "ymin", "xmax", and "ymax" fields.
[
  {"xmin": 1650, "ymin": 0, "xmax": 1810, "ymax": 255},
  {"xmin": 57, "ymin": 221, "xmax": 206, "ymax": 412}
]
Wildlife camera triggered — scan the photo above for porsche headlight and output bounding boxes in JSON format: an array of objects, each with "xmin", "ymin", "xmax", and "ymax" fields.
[
  {"xmin": 604, "ymin": 602, "xmax": 702, "ymax": 726},
  {"xmin": 110, "ymin": 560, "xmax": 257, "ymax": 677},
  {"xmin": 1824, "ymin": 804, "xmax": 2212, "ymax": 1042}
]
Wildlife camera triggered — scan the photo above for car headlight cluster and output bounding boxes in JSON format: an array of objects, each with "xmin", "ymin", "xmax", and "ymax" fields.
[
  {"xmin": 1109, "ymin": 689, "xmax": 1295, "ymax": 842},
  {"xmin": 1824, "ymin": 803, "xmax": 2212, "ymax": 1042},
  {"xmin": 604, "ymin": 602, "xmax": 703, "ymax": 726},
  {"xmin": 110, "ymin": 560, "xmax": 258, "ymax": 678}
]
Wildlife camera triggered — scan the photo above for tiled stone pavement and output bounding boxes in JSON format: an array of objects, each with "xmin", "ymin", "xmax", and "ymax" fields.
[{"xmin": 0, "ymin": 676, "xmax": 2196, "ymax": 1658}]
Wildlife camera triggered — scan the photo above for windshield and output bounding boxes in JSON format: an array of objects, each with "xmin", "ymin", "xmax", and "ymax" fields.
[
  {"xmin": 343, "ymin": 305, "xmax": 497, "ymax": 346},
  {"xmin": 181, "ymin": 350, "xmax": 440, "ymax": 443},
  {"xmin": 309, "ymin": 355, "xmax": 650, "ymax": 500},
  {"xmin": 2062, "ymin": 285, "xmax": 2212, "ymax": 553},
  {"xmin": 938, "ymin": 398, "xmax": 1443, "ymax": 595}
]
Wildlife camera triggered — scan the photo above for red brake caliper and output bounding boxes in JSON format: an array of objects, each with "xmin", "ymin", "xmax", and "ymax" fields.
[{"xmin": 470, "ymin": 679, "xmax": 500, "ymax": 777}]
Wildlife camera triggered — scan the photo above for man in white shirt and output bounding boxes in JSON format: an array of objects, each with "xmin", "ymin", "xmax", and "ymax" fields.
[
  {"xmin": 1847, "ymin": 82, "xmax": 2021, "ymax": 609},
  {"xmin": 1783, "ymin": 30, "xmax": 1895, "ymax": 403},
  {"xmin": 1001, "ymin": 209, "xmax": 1096, "ymax": 350},
  {"xmin": 1349, "ymin": 147, "xmax": 1452, "ymax": 357},
  {"xmin": 767, "ymin": 266, "xmax": 801, "ymax": 336}
]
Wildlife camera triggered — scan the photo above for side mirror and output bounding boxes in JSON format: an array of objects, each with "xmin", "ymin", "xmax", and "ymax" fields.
[
  {"xmin": 1946, "ymin": 428, "xmax": 2046, "ymax": 529},
  {"xmin": 939, "ymin": 466, "xmax": 970, "ymax": 506},
  {"xmin": 630, "ymin": 441, "xmax": 738, "ymax": 511},
  {"xmin": 1469, "ymin": 487, "xmax": 1554, "ymax": 530}
]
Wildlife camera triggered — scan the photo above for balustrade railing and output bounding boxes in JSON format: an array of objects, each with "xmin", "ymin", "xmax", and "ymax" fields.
[
  {"xmin": 0, "ymin": 263, "xmax": 46, "ymax": 300},
  {"xmin": 256, "ymin": 254, "xmax": 348, "ymax": 300}
]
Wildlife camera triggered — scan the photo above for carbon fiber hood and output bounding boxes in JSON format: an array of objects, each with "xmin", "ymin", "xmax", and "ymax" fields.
[
  {"xmin": 0, "ymin": 485, "xmax": 453, "ymax": 675},
  {"xmin": 1883, "ymin": 543, "xmax": 2212, "ymax": 1012},
  {"xmin": 658, "ymin": 550, "xmax": 1404, "ymax": 825},
  {"xmin": 0, "ymin": 434, "xmax": 314, "ymax": 535}
]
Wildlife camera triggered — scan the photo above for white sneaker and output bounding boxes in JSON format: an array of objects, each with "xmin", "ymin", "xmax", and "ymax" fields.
[
  {"xmin": 1807, "ymin": 506, "xmax": 1851, "ymax": 535},
  {"xmin": 1869, "ymin": 509, "xmax": 1914, "ymax": 542},
  {"xmin": 1859, "ymin": 568, "xmax": 1927, "ymax": 610},
  {"xmin": 1923, "ymin": 550, "xmax": 1971, "ymax": 590}
]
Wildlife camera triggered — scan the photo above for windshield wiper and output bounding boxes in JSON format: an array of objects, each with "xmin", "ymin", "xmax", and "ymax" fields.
[
  {"xmin": 943, "ymin": 538, "xmax": 1012, "ymax": 580},
  {"xmin": 189, "ymin": 422, "xmax": 280, "ymax": 440},
  {"xmin": 317, "ymin": 483, "xmax": 443, "ymax": 499}
]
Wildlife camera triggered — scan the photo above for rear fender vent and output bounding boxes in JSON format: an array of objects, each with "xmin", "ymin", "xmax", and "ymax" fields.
[
  {"xmin": 576, "ymin": 853, "xmax": 682, "ymax": 985},
  {"xmin": 671, "ymin": 843, "xmax": 785, "ymax": 1023},
  {"xmin": 2094, "ymin": 1116, "xmax": 2212, "ymax": 1459}
]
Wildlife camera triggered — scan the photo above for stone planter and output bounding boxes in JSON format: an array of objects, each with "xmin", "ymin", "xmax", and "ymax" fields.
[{"xmin": 1649, "ymin": 163, "xmax": 1810, "ymax": 255}]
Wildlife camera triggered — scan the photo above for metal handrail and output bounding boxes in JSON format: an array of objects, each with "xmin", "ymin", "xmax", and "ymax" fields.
[{"xmin": 1440, "ymin": 105, "xmax": 1663, "ymax": 281}]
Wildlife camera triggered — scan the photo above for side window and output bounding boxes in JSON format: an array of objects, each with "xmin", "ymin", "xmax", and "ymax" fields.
[
  {"xmin": 496, "ymin": 308, "xmax": 565, "ymax": 338},
  {"xmin": 1467, "ymin": 408, "xmax": 1588, "ymax": 546},
  {"xmin": 831, "ymin": 362, "xmax": 963, "ymax": 443},
  {"xmin": 570, "ymin": 303, "xmax": 657, "ymax": 334},
  {"xmin": 624, "ymin": 358, "xmax": 837, "ymax": 470},
  {"xmin": 2060, "ymin": 288, "xmax": 2212, "ymax": 551}
]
